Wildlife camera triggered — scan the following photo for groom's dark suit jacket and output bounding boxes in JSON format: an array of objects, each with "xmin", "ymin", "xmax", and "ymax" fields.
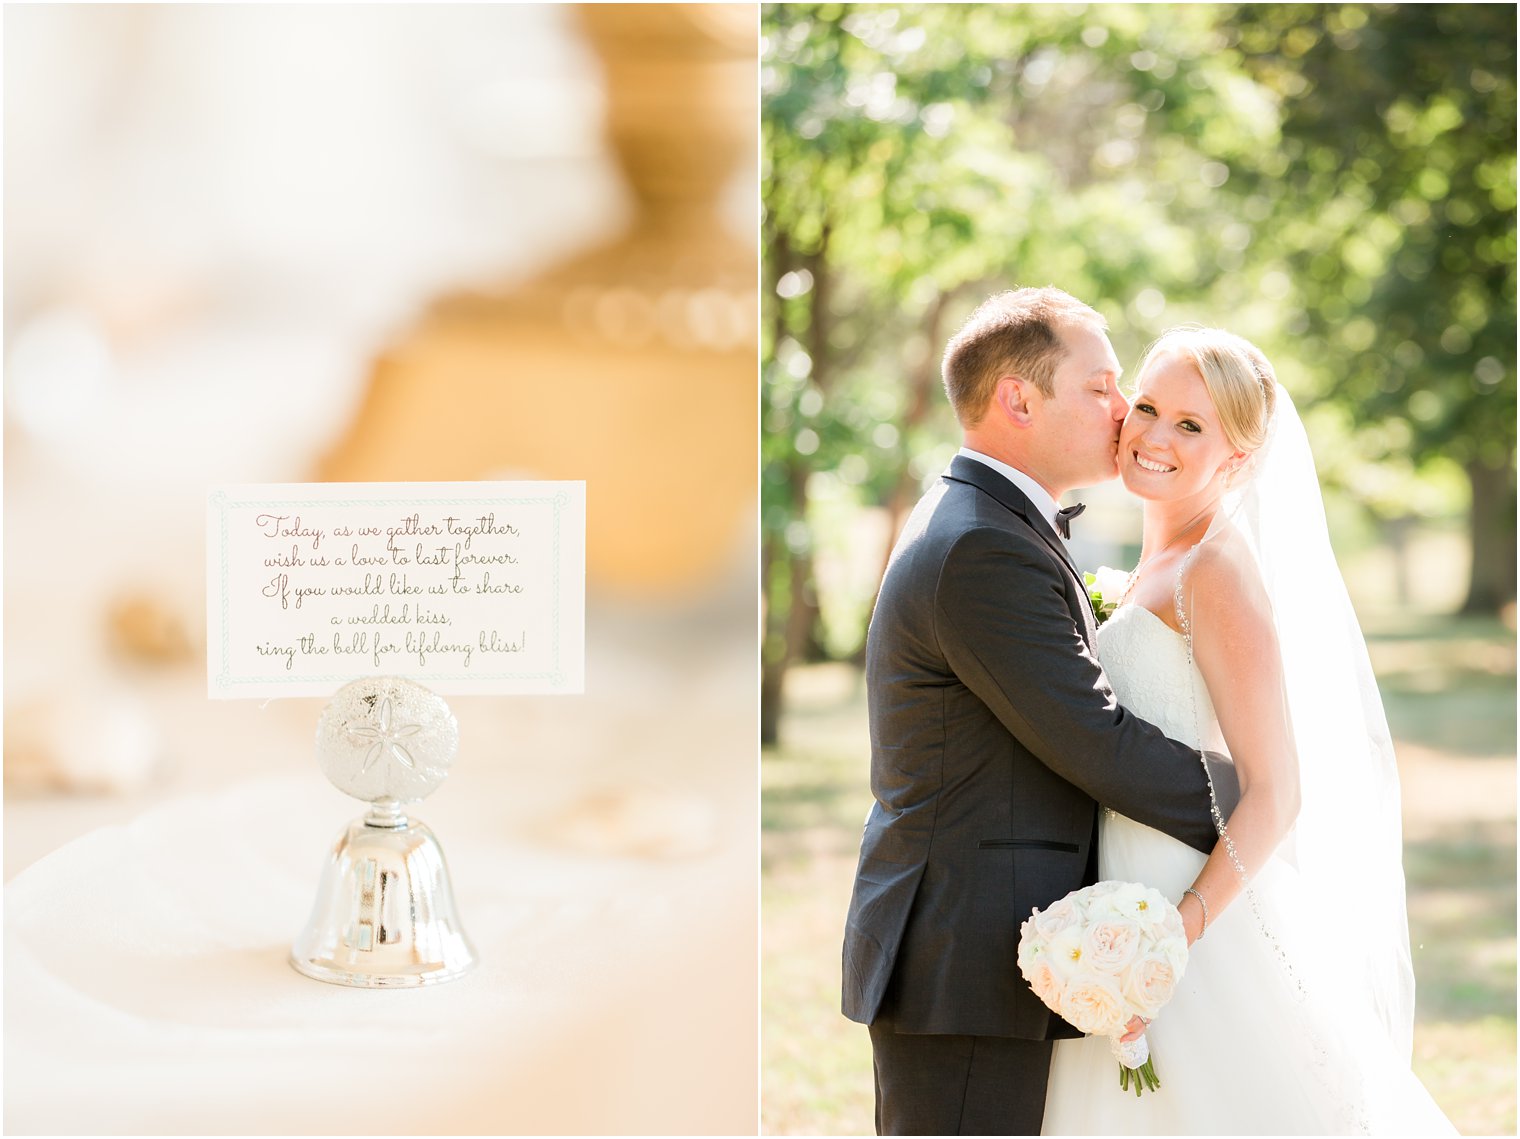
[{"xmin": 842, "ymin": 456, "xmax": 1229, "ymax": 1040}]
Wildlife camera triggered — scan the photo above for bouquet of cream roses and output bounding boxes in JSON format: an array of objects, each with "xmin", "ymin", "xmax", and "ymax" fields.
[{"xmin": 1017, "ymin": 880, "xmax": 1189, "ymax": 1095}]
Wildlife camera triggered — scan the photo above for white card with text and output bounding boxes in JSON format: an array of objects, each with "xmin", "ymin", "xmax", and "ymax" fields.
[{"xmin": 207, "ymin": 481, "xmax": 585, "ymax": 698}]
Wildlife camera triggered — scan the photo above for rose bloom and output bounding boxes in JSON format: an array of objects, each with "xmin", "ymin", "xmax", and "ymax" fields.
[
  {"xmin": 1080, "ymin": 918, "xmax": 1142, "ymax": 975},
  {"xmin": 1060, "ymin": 975, "xmax": 1127, "ymax": 1036},
  {"xmin": 1160, "ymin": 903, "xmax": 1186, "ymax": 941},
  {"xmin": 1017, "ymin": 918, "xmax": 1042, "ymax": 974},
  {"xmin": 1096, "ymin": 894, "xmax": 1134, "ymax": 924},
  {"xmin": 1162, "ymin": 937, "xmax": 1190, "ymax": 978},
  {"xmin": 1025, "ymin": 959, "xmax": 1064, "ymax": 1010},
  {"xmin": 1093, "ymin": 565, "xmax": 1131, "ymax": 608},
  {"xmin": 1123, "ymin": 954, "xmax": 1180, "ymax": 1019},
  {"xmin": 1032, "ymin": 896, "xmax": 1080, "ymax": 940},
  {"xmin": 1080, "ymin": 881, "xmax": 1124, "ymax": 917}
]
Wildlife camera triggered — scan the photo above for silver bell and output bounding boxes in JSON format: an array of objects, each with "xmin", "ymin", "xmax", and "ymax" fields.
[{"xmin": 291, "ymin": 676, "xmax": 477, "ymax": 987}]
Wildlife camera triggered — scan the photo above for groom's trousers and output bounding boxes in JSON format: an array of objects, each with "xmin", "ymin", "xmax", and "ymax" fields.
[{"xmin": 869, "ymin": 1014, "xmax": 1052, "ymax": 1136}]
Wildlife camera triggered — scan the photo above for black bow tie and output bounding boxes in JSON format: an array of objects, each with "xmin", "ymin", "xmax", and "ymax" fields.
[{"xmin": 1055, "ymin": 503, "xmax": 1086, "ymax": 540}]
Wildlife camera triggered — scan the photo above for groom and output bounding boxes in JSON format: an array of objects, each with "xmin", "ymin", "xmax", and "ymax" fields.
[{"xmin": 841, "ymin": 287, "xmax": 1234, "ymax": 1135}]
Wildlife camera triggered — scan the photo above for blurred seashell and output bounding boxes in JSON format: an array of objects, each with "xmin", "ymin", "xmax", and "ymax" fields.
[
  {"xmin": 545, "ymin": 786, "xmax": 716, "ymax": 859},
  {"xmin": 107, "ymin": 591, "xmax": 195, "ymax": 665},
  {"xmin": 4, "ymin": 687, "xmax": 163, "ymax": 796}
]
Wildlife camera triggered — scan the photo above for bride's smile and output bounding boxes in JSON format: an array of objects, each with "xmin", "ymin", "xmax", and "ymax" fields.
[
  {"xmin": 1132, "ymin": 452, "xmax": 1176, "ymax": 473},
  {"xmin": 1118, "ymin": 349, "xmax": 1245, "ymax": 506}
]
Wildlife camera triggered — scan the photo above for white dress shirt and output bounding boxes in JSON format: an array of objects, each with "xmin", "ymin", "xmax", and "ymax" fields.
[{"xmin": 956, "ymin": 447, "xmax": 1063, "ymax": 535}]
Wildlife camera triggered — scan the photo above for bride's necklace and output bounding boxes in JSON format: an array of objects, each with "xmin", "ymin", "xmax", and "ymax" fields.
[{"xmin": 1118, "ymin": 504, "xmax": 1216, "ymax": 606}]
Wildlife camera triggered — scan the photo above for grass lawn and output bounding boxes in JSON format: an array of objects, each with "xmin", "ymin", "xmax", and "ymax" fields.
[{"xmin": 762, "ymin": 614, "xmax": 1516, "ymax": 1135}]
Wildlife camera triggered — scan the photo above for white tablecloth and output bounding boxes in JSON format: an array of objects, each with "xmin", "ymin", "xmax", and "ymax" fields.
[{"xmin": 7, "ymin": 685, "xmax": 757, "ymax": 1134}]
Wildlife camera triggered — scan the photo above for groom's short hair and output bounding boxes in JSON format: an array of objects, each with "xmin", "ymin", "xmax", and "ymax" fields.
[{"xmin": 942, "ymin": 287, "xmax": 1107, "ymax": 425}]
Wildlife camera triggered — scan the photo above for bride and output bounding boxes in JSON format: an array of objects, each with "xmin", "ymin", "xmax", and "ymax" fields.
[{"xmin": 1040, "ymin": 328, "xmax": 1455, "ymax": 1135}]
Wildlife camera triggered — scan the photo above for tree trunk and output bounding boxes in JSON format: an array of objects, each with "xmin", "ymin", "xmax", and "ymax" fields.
[
  {"xmin": 1381, "ymin": 515, "xmax": 1413, "ymax": 608},
  {"xmin": 760, "ymin": 529, "xmax": 783, "ymax": 747},
  {"xmin": 760, "ymin": 221, "xmax": 792, "ymax": 748},
  {"xmin": 1461, "ymin": 454, "xmax": 1517, "ymax": 614},
  {"xmin": 759, "ymin": 222, "xmax": 830, "ymax": 745},
  {"xmin": 861, "ymin": 287, "xmax": 968, "ymax": 651},
  {"xmin": 760, "ymin": 457, "xmax": 817, "ymax": 745}
]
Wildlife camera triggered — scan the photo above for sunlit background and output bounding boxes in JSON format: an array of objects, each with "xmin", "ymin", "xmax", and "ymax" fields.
[
  {"xmin": 5, "ymin": 5, "xmax": 758, "ymax": 1134},
  {"xmin": 760, "ymin": 4, "xmax": 1516, "ymax": 1134}
]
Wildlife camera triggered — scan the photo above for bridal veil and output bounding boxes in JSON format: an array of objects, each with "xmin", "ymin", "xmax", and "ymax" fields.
[{"xmin": 1184, "ymin": 384, "xmax": 1423, "ymax": 1120}]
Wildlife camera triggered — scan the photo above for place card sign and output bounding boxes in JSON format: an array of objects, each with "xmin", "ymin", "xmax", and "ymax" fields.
[{"xmin": 207, "ymin": 481, "xmax": 585, "ymax": 698}]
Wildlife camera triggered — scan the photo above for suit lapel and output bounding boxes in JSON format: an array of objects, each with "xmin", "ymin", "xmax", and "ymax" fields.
[
  {"xmin": 945, "ymin": 456, "xmax": 1099, "ymax": 646},
  {"xmin": 945, "ymin": 456, "xmax": 1083, "ymax": 582}
]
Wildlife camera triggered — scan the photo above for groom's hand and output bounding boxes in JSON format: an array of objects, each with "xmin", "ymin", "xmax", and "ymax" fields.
[{"xmin": 1201, "ymin": 749, "xmax": 1240, "ymax": 818}]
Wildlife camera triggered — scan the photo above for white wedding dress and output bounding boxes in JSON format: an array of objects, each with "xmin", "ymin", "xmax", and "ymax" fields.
[{"xmin": 1040, "ymin": 602, "xmax": 1456, "ymax": 1136}]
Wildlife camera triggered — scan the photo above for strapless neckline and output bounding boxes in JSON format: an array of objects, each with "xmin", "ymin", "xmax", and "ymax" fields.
[
  {"xmin": 1106, "ymin": 602, "xmax": 1183, "ymax": 643},
  {"xmin": 1096, "ymin": 598, "xmax": 1214, "ymax": 749}
]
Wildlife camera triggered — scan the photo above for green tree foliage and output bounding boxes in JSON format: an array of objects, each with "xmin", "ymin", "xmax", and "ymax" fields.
[
  {"xmin": 762, "ymin": 3, "xmax": 1515, "ymax": 741},
  {"xmin": 1233, "ymin": 3, "xmax": 1517, "ymax": 611}
]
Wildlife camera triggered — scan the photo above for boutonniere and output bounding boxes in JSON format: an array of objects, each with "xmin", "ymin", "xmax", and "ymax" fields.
[{"xmin": 1084, "ymin": 566, "xmax": 1131, "ymax": 625}]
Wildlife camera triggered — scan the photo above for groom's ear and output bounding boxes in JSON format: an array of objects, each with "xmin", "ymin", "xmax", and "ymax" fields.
[{"xmin": 993, "ymin": 375, "xmax": 1038, "ymax": 428}]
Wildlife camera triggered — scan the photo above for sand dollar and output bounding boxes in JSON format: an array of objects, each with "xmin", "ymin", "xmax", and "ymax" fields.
[{"xmin": 315, "ymin": 676, "xmax": 458, "ymax": 804}]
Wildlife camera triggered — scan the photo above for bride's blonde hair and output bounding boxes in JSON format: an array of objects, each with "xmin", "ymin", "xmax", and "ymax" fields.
[{"xmin": 1135, "ymin": 326, "xmax": 1278, "ymax": 455}]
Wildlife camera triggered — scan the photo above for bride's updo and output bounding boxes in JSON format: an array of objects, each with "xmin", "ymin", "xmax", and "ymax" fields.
[{"xmin": 1136, "ymin": 327, "xmax": 1278, "ymax": 456}]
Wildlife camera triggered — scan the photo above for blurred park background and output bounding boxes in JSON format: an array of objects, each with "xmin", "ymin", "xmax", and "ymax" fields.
[{"xmin": 760, "ymin": 4, "xmax": 1515, "ymax": 1134}]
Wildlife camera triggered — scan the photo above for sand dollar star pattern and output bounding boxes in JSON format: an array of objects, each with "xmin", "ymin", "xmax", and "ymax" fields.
[{"xmin": 316, "ymin": 676, "xmax": 460, "ymax": 804}]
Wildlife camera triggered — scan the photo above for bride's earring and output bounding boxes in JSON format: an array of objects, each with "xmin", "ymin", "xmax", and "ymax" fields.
[{"xmin": 1221, "ymin": 451, "xmax": 1251, "ymax": 486}]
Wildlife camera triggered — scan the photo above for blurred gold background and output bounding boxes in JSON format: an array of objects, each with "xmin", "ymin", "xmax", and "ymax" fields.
[
  {"xmin": 4, "ymin": 5, "xmax": 758, "ymax": 1135},
  {"xmin": 322, "ymin": 5, "xmax": 757, "ymax": 591}
]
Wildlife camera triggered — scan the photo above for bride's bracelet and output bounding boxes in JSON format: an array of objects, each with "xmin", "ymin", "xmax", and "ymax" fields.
[{"xmin": 1183, "ymin": 887, "xmax": 1210, "ymax": 939}]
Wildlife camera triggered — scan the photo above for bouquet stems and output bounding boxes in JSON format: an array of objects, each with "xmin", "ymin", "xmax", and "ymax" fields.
[{"xmin": 1118, "ymin": 1055, "xmax": 1161, "ymax": 1096}]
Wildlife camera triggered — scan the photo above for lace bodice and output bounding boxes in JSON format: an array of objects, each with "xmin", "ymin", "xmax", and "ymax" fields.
[{"xmin": 1096, "ymin": 604, "xmax": 1225, "ymax": 754}]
